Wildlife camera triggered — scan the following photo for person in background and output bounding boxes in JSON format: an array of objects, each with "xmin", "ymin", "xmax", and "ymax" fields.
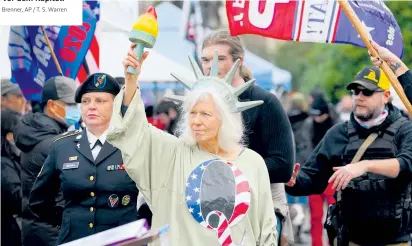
[
  {"xmin": 156, "ymin": 100, "xmax": 181, "ymax": 135},
  {"xmin": 14, "ymin": 76, "xmax": 80, "ymax": 246},
  {"xmin": 1, "ymin": 109, "xmax": 23, "ymax": 246},
  {"xmin": 308, "ymin": 88, "xmax": 323, "ymax": 104},
  {"xmin": 30, "ymin": 101, "xmax": 44, "ymax": 113},
  {"xmin": 308, "ymin": 97, "xmax": 336, "ymax": 148},
  {"xmin": 201, "ymin": 29, "xmax": 294, "ymax": 245},
  {"xmin": 305, "ymin": 96, "xmax": 336, "ymax": 246},
  {"xmin": 309, "ymin": 87, "xmax": 340, "ymax": 124},
  {"xmin": 288, "ymin": 92, "xmax": 312, "ymax": 165},
  {"xmin": 145, "ymin": 104, "xmax": 155, "ymax": 119},
  {"xmin": 1, "ymin": 79, "xmax": 26, "ymax": 114},
  {"xmin": 24, "ymin": 101, "xmax": 32, "ymax": 114},
  {"xmin": 67, "ymin": 118, "xmax": 86, "ymax": 132},
  {"xmin": 146, "ymin": 104, "xmax": 167, "ymax": 130},
  {"xmin": 286, "ymin": 92, "xmax": 311, "ymax": 244},
  {"xmin": 336, "ymin": 95, "xmax": 353, "ymax": 122}
]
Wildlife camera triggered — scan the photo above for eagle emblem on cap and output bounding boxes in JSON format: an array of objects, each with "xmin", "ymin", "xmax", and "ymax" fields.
[{"xmin": 94, "ymin": 74, "xmax": 107, "ymax": 88}]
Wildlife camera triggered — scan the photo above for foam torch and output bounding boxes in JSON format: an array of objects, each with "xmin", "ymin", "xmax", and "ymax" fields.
[{"xmin": 126, "ymin": 6, "xmax": 159, "ymax": 75}]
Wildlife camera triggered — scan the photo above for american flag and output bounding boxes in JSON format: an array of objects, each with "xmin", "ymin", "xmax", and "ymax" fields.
[
  {"xmin": 181, "ymin": 0, "xmax": 204, "ymax": 60},
  {"xmin": 184, "ymin": 3, "xmax": 196, "ymax": 42},
  {"xmin": 185, "ymin": 159, "xmax": 250, "ymax": 246},
  {"xmin": 78, "ymin": 1, "xmax": 100, "ymax": 83}
]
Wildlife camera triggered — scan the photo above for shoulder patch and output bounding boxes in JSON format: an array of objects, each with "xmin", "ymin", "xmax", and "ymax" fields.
[{"xmin": 54, "ymin": 130, "xmax": 81, "ymax": 142}]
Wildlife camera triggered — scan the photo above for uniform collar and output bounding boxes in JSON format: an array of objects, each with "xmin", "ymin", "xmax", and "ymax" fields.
[{"xmin": 86, "ymin": 128, "xmax": 108, "ymax": 149}]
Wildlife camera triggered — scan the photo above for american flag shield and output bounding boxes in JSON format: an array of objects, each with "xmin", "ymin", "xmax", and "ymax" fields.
[{"xmin": 185, "ymin": 159, "xmax": 251, "ymax": 246}]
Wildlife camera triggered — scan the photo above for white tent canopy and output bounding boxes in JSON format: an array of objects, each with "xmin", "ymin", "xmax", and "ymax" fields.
[{"xmin": 99, "ymin": 31, "xmax": 195, "ymax": 82}]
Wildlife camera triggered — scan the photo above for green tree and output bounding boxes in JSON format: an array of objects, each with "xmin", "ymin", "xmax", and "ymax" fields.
[{"xmin": 273, "ymin": 2, "xmax": 412, "ymax": 104}]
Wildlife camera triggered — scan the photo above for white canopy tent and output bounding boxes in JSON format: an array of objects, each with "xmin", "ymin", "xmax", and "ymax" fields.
[{"xmin": 99, "ymin": 31, "xmax": 195, "ymax": 82}]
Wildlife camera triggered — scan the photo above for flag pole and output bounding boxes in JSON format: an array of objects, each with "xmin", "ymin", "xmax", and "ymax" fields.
[
  {"xmin": 180, "ymin": 0, "xmax": 191, "ymax": 39},
  {"xmin": 40, "ymin": 26, "xmax": 63, "ymax": 76},
  {"xmin": 337, "ymin": 0, "xmax": 412, "ymax": 115}
]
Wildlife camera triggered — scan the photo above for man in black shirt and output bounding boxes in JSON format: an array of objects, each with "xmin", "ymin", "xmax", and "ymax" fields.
[
  {"xmin": 1, "ymin": 79, "xmax": 26, "ymax": 114},
  {"xmin": 286, "ymin": 66, "xmax": 412, "ymax": 245},
  {"xmin": 14, "ymin": 76, "xmax": 80, "ymax": 246}
]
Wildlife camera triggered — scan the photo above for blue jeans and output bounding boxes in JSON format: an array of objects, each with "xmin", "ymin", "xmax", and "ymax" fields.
[{"xmin": 287, "ymin": 194, "xmax": 308, "ymax": 205}]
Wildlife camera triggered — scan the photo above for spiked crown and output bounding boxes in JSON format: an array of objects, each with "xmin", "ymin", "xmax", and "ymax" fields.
[{"xmin": 164, "ymin": 52, "xmax": 264, "ymax": 113}]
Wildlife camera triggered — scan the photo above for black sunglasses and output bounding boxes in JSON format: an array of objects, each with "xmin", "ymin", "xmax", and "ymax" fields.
[{"xmin": 351, "ymin": 88, "xmax": 384, "ymax": 97}]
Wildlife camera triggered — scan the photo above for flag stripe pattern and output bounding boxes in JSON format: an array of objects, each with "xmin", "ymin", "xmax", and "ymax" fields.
[
  {"xmin": 185, "ymin": 159, "xmax": 250, "ymax": 246},
  {"xmin": 226, "ymin": 0, "xmax": 404, "ymax": 58},
  {"xmin": 78, "ymin": 1, "xmax": 100, "ymax": 83}
]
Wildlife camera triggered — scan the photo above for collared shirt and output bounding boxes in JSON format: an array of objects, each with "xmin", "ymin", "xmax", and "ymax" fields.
[{"xmin": 87, "ymin": 129, "xmax": 108, "ymax": 160}]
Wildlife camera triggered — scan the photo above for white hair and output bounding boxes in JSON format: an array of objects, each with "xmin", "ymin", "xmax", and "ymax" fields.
[{"xmin": 174, "ymin": 87, "xmax": 245, "ymax": 152}]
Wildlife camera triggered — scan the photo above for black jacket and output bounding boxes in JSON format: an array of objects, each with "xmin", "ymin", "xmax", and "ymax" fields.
[
  {"xmin": 286, "ymin": 104, "xmax": 412, "ymax": 243},
  {"xmin": 286, "ymin": 104, "xmax": 412, "ymax": 196},
  {"xmin": 288, "ymin": 111, "xmax": 313, "ymax": 165},
  {"xmin": 399, "ymin": 70, "xmax": 412, "ymax": 103},
  {"xmin": 1, "ymin": 137, "xmax": 22, "ymax": 246},
  {"xmin": 29, "ymin": 130, "xmax": 141, "ymax": 244},
  {"xmin": 239, "ymin": 85, "xmax": 295, "ymax": 183},
  {"xmin": 14, "ymin": 112, "xmax": 67, "ymax": 246}
]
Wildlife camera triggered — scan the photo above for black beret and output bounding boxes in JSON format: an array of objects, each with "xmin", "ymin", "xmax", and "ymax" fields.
[
  {"xmin": 115, "ymin": 77, "xmax": 125, "ymax": 87},
  {"xmin": 75, "ymin": 73, "xmax": 121, "ymax": 103}
]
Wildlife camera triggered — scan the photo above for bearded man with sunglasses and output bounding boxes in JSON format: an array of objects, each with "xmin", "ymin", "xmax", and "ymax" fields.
[{"xmin": 286, "ymin": 66, "xmax": 412, "ymax": 246}]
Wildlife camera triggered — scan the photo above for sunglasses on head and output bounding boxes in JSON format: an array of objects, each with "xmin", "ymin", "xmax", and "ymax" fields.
[{"xmin": 351, "ymin": 87, "xmax": 384, "ymax": 97}]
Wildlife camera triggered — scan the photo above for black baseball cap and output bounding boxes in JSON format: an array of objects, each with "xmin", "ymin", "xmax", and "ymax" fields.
[
  {"xmin": 310, "ymin": 97, "xmax": 329, "ymax": 116},
  {"xmin": 42, "ymin": 76, "xmax": 77, "ymax": 105},
  {"xmin": 75, "ymin": 73, "xmax": 121, "ymax": 103}
]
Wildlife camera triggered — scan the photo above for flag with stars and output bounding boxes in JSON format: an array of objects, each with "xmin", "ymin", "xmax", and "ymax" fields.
[
  {"xmin": 226, "ymin": 0, "xmax": 404, "ymax": 58},
  {"xmin": 185, "ymin": 159, "xmax": 251, "ymax": 246},
  {"xmin": 181, "ymin": 0, "xmax": 205, "ymax": 61},
  {"xmin": 7, "ymin": 4, "xmax": 97, "ymax": 101}
]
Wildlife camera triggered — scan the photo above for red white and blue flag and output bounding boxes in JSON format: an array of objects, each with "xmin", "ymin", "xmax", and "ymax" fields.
[
  {"xmin": 8, "ymin": 1, "xmax": 99, "ymax": 101},
  {"xmin": 185, "ymin": 159, "xmax": 251, "ymax": 246},
  {"xmin": 80, "ymin": 0, "xmax": 100, "ymax": 83},
  {"xmin": 181, "ymin": 0, "xmax": 205, "ymax": 60},
  {"xmin": 226, "ymin": 0, "xmax": 404, "ymax": 58}
]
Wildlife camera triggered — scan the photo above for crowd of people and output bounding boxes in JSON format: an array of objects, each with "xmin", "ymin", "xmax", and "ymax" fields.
[{"xmin": 1, "ymin": 30, "xmax": 412, "ymax": 246}]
